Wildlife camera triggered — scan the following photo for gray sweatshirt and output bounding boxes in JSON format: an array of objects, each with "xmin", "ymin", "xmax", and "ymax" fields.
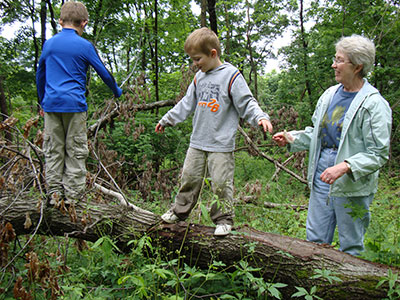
[{"xmin": 159, "ymin": 62, "xmax": 269, "ymax": 152}]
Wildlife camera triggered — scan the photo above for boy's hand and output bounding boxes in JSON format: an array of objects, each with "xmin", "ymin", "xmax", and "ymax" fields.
[
  {"xmin": 155, "ymin": 123, "xmax": 165, "ymax": 133},
  {"xmin": 258, "ymin": 119, "xmax": 273, "ymax": 134}
]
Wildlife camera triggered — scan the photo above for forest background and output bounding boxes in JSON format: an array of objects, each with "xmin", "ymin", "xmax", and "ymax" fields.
[{"xmin": 0, "ymin": 0, "xmax": 399, "ymax": 299}]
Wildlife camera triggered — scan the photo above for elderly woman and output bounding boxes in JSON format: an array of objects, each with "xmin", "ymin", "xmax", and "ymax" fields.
[{"xmin": 273, "ymin": 34, "xmax": 392, "ymax": 256}]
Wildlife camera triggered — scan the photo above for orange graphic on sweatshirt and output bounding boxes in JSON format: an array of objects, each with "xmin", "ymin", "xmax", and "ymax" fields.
[{"xmin": 198, "ymin": 98, "xmax": 219, "ymax": 112}]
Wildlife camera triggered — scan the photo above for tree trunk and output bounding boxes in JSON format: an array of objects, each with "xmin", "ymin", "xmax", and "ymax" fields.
[
  {"xmin": 245, "ymin": 0, "xmax": 258, "ymax": 98},
  {"xmin": 28, "ymin": 0, "xmax": 39, "ymax": 74},
  {"xmin": 39, "ymin": 0, "xmax": 46, "ymax": 48},
  {"xmin": 0, "ymin": 76, "xmax": 12, "ymax": 142},
  {"xmin": 46, "ymin": 0, "xmax": 58, "ymax": 34},
  {"xmin": 299, "ymin": 0, "xmax": 313, "ymax": 109},
  {"xmin": 223, "ymin": 3, "xmax": 231, "ymax": 59},
  {"xmin": 207, "ymin": 0, "xmax": 218, "ymax": 35},
  {"xmin": 154, "ymin": 0, "xmax": 159, "ymax": 102},
  {"xmin": 200, "ymin": 0, "xmax": 207, "ymax": 27},
  {"xmin": 0, "ymin": 195, "xmax": 396, "ymax": 299}
]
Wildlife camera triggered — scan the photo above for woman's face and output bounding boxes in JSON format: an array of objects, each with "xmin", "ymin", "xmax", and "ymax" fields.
[{"xmin": 332, "ymin": 51, "xmax": 360, "ymax": 85}]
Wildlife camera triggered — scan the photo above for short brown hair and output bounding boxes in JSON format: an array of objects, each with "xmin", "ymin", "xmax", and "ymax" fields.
[
  {"xmin": 184, "ymin": 27, "xmax": 221, "ymax": 57},
  {"xmin": 60, "ymin": 1, "xmax": 89, "ymax": 27}
]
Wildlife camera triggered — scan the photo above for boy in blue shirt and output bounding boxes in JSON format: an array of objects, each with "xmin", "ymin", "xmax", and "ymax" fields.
[{"xmin": 36, "ymin": 1, "xmax": 122, "ymax": 205}]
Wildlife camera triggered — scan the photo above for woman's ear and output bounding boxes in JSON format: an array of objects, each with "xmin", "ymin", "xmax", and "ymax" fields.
[{"xmin": 354, "ymin": 64, "xmax": 363, "ymax": 75}]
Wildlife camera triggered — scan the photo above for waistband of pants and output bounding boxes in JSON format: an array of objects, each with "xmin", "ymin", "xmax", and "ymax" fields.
[{"xmin": 321, "ymin": 147, "xmax": 338, "ymax": 152}]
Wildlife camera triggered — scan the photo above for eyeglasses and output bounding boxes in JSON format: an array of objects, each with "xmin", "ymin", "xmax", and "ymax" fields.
[{"xmin": 332, "ymin": 57, "xmax": 352, "ymax": 65}]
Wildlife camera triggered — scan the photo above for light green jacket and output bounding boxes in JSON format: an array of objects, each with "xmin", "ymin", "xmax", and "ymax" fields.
[{"xmin": 289, "ymin": 79, "xmax": 392, "ymax": 197}]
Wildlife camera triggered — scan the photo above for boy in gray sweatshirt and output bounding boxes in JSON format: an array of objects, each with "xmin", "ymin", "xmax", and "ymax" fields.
[{"xmin": 155, "ymin": 27, "xmax": 273, "ymax": 235}]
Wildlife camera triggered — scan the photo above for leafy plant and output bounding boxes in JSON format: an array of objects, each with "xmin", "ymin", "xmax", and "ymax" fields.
[
  {"xmin": 291, "ymin": 286, "xmax": 323, "ymax": 300},
  {"xmin": 376, "ymin": 269, "xmax": 400, "ymax": 300}
]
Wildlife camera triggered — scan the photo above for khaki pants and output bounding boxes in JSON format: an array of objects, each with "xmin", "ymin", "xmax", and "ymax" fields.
[
  {"xmin": 172, "ymin": 147, "xmax": 235, "ymax": 225},
  {"xmin": 43, "ymin": 112, "xmax": 88, "ymax": 201}
]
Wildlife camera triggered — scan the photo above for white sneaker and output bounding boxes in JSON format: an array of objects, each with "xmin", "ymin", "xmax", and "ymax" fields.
[
  {"xmin": 161, "ymin": 210, "xmax": 179, "ymax": 223},
  {"xmin": 214, "ymin": 224, "xmax": 232, "ymax": 236}
]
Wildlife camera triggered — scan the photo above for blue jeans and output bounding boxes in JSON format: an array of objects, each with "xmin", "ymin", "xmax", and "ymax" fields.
[{"xmin": 306, "ymin": 148, "xmax": 373, "ymax": 256}]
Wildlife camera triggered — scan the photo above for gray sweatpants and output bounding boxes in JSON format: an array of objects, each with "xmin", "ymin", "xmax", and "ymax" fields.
[
  {"xmin": 43, "ymin": 112, "xmax": 88, "ymax": 201},
  {"xmin": 172, "ymin": 147, "xmax": 235, "ymax": 225}
]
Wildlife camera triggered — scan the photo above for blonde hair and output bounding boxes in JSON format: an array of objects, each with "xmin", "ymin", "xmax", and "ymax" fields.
[
  {"xmin": 184, "ymin": 27, "xmax": 221, "ymax": 57},
  {"xmin": 60, "ymin": 1, "xmax": 89, "ymax": 27},
  {"xmin": 335, "ymin": 34, "xmax": 375, "ymax": 77}
]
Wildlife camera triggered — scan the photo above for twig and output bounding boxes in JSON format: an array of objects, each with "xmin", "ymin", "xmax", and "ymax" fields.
[
  {"xmin": 270, "ymin": 154, "xmax": 296, "ymax": 181},
  {"xmin": 264, "ymin": 201, "xmax": 308, "ymax": 211},
  {"xmin": 0, "ymin": 144, "xmax": 40, "ymax": 164},
  {"xmin": 238, "ymin": 126, "xmax": 307, "ymax": 184},
  {"xmin": 93, "ymin": 183, "xmax": 151, "ymax": 215},
  {"xmin": 87, "ymin": 99, "xmax": 176, "ymax": 137}
]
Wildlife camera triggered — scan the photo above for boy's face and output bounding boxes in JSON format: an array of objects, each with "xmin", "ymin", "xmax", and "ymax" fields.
[{"xmin": 187, "ymin": 49, "xmax": 221, "ymax": 73}]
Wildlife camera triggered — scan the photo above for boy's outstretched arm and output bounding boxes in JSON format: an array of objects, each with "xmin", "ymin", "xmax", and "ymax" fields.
[
  {"xmin": 155, "ymin": 123, "xmax": 165, "ymax": 133},
  {"xmin": 258, "ymin": 119, "xmax": 273, "ymax": 134}
]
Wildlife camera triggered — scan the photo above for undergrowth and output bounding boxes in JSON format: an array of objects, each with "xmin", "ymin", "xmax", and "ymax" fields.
[{"xmin": 1, "ymin": 233, "xmax": 291, "ymax": 299}]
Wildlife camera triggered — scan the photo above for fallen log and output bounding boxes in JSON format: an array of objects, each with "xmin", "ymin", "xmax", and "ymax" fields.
[{"xmin": 0, "ymin": 194, "xmax": 396, "ymax": 299}]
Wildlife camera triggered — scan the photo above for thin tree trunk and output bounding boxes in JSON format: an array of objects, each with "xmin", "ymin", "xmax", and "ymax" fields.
[
  {"xmin": 154, "ymin": 0, "xmax": 159, "ymax": 102},
  {"xmin": 0, "ymin": 77, "xmax": 12, "ymax": 142},
  {"xmin": 207, "ymin": 0, "xmax": 218, "ymax": 35},
  {"xmin": 223, "ymin": 3, "xmax": 230, "ymax": 59},
  {"xmin": 200, "ymin": 0, "xmax": 207, "ymax": 27},
  {"xmin": 245, "ymin": 0, "xmax": 258, "ymax": 98},
  {"xmin": 92, "ymin": 0, "xmax": 104, "ymax": 39},
  {"xmin": 29, "ymin": 0, "xmax": 39, "ymax": 73},
  {"xmin": 46, "ymin": 0, "xmax": 58, "ymax": 34},
  {"xmin": 29, "ymin": 0, "xmax": 40, "ymax": 113},
  {"xmin": 40, "ymin": 0, "xmax": 47, "ymax": 48},
  {"xmin": 299, "ymin": 0, "xmax": 312, "ymax": 108}
]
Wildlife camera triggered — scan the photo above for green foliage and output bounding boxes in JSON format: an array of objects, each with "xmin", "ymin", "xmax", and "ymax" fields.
[
  {"xmin": 0, "ymin": 234, "xmax": 289, "ymax": 299},
  {"xmin": 310, "ymin": 269, "xmax": 342, "ymax": 285},
  {"xmin": 102, "ymin": 111, "xmax": 189, "ymax": 170},
  {"xmin": 376, "ymin": 269, "xmax": 400, "ymax": 300},
  {"xmin": 291, "ymin": 267, "xmax": 343, "ymax": 300},
  {"xmin": 291, "ymin": 286, "xmax": 322, "ymax": 300},
  {"xmin": 233, "ymin": 150, "xmax": 308, "ymax": 239},
  {"xmin": 343, "ymin": 202, "xmax": 368, "ymax": 222},
  {"xmin": 361, "ymin": 175, "xmax": 400, "ymax": 265}
]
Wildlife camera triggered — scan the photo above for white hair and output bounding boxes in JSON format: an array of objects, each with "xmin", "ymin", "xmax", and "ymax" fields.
[{"xmin": 335, "ymin": 34, "xmax": 375, "ymax": 77}]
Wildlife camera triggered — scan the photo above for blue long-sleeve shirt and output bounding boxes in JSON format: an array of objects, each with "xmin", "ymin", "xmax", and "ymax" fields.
[{"xmin": 36, "ymin": 28, "xmax": 122, "ymax": 112}]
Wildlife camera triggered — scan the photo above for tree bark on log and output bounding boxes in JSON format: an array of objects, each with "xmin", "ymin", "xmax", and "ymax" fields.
[{"xmin": 0, "ymin": 195, "xmax": 396, "ymax": 299}]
